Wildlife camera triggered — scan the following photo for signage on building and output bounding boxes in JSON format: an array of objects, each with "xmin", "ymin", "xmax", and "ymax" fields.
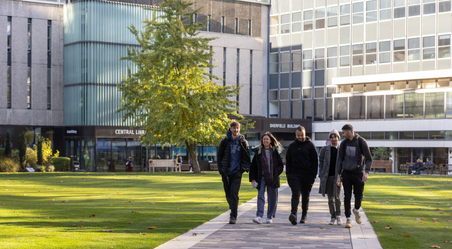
[
  {"xmin": 269, "ymin": 123, "xmax": 303, "ymax": 129},
  {"xmin": 65, "ymin": 128, "xmax": 79, "ymax": 135},
  {"xmin": 261, "ymin": 118, "xmax": 311, "ymax": 133},
  {"xmin": 66, "ymin": 130, "xmax": 77, "ymax": 134},
  {"xmin": 115, "ymin": 129, "xmax": 146, "ymax": 135}
]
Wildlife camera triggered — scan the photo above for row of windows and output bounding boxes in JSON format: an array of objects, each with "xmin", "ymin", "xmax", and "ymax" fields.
[
  {"xmin": 6, "ymin": 17, "xmax": 52, "ymax": 110},
  {"xmin": 269, "ymin": 34, "xmax": 451, "ymax": 73},
  {"xmin": 271, "ymin": 0, "xmax": 451, "ymax": 34},
  {"xmin": 209, "ymin": 16, "xmax": 252, "ymax": 36},
  {"xmin": 315, "ymin": 130, "xmax": 452, "ymax": 140}
]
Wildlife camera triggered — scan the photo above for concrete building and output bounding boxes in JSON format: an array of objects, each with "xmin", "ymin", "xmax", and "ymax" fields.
[{"xmin": 269, "ymin": 0, "xmax": 452, "ymax": 172}]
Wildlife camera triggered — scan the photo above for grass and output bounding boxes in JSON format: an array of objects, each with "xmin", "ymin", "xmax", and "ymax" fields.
[
  {"xmin": 0, "ymin": 172, "xmax": 285, "ymax": 249},
  {"xmin": 364, "ymin": 174, "xmax": 452, "ymax": 249}
]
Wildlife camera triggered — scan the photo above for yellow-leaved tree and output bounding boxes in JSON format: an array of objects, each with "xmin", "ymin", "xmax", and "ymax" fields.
[{"xmin": 117, "ymin": 0, "xmax": 252, "ymax": 173}]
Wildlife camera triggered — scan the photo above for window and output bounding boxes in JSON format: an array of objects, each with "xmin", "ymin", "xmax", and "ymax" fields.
[
  {"xmin": 235, "ymin": 18, "xmax": 238, "ymax": 34},
  {"xmin": 424, "ymin": 2, "xmax": 436, "ymax": 15},
  {"xmin": 408, "ymin": 38, "xmax": 420, "ymax": 61},
  {"xmin": 281, "ymin": 52, "xmax": 290, "ymax": 72},
  {"xmin": 353, "ymin": 2, "xmax": 364, "ymax": 24},
  {"xmin": 292, "ymin": 50, "xmax": 301, "ymax": 71},
  {"xmin": 248, "ymin": 20, "xmax": 252, "ymax": 36},
  {"xmin": 353, "ymin": 44, "xmax": 363, "ymax": 65},
  {"xmin": 7, "ymin": 16, "xmax": 12, "ymax": 109},
  {"xmin": 340, "ymin": 45, "xmax": 350, "ymax": 66},
  {"xmin": 270, "ymin": 53, "xmax": 278, "ymax": 73},
  {"xmin": 327, "ymin": 6, "xmax": 338, "ymax": 27},
  {"xmin": 316, "ymin": 8, "xmax": 325, "ymax": 29},
  {"xmin": 207, "ymin": 15, "xmax": 211, "ymax": 31},
  {"xmin": 315, "ymin": 49, "xmax": 325, "ymax": 69},
  {"xmin": 367, "ymin": 95, "xmax": 384, "ymax": 119},
  {"xmin": 386, "ymin": 94, "xmax": 404, "ymax": 119},
  {"xmin": 438, "ymin": 34, "xmax": 451, "ymax": 58},
  {"xmin": 281, "ymin": 24, "xmax": 290, "ymax": 34},
  {"xmin": 281, "ymin": 14, "xmax": 290, "ymax": 24},
  {"xmin": 349, "ymin": 96, "xmax": 365, "ymax": 119},
  {"xmin": 193, "ymin": 13, "xmax": 197, "ymax": 23},
  {"xmin": 439, "ymin": 1, "xmax": 451, "ymax": 12},
  {"xmin": 425, "ymin": 92, "xmax": 445, "ymax": 118},
  {"xmin": 423, "ymin": 36, "xmax": 435, "ymax": 60},
  {"xmin": 221, "ymin": 16, "xmax": 225, "ymax": 33},
  {"xmin": 380, "ymin": 0, "xmax": 392, "ymax": 20},
  {"xmin": 303, "ymin": 50, "xmax": 313, "ymax": 70},
  {"xmin": 327, "ymin": 47, "xmax": 337, "ymax": 68},
  {"xmin": 304, "ymin": 10, "xmax": 313, "ymax": 30},
  {"xmin": 223, "ymin": 47, "xmax": 226, "ymax": 86},
  {"xmin": 340, "ymin": 4, "xmax": 351, "ymax": 25},
  {"xmin": 366, "ymin": 42, "xmax": 377, "ymax": 64},
  {"xmin": 292, "ymin": 12, "xmax": 302, "ymax": 32},
  {"xmin": 334, "ymin": 97, "xmax": 348, "ymax": 120},
  {"xmin": 394, "ymin": 6, "xmax": 406, "ymax": 18},
  {"xmin": 394, "ymin": 39, "xmax": 405, "ymax": 62},
  {"xmin": 409, "ymin": 4, "xmax": 420, "ymax": 16},
  {"xmin": 27, "ymin": 18, "xmax": 32, "ymax": 109},
  {"xmin": 380, "ymin": 41, "xmax": 391, "ymax": 63},
  {"xmin": 405, "ymin": 93, "xmax": 424, "ymax": 118},
  {"xmin": 47, "ymin": 20, "xmax": 51, "ymax": 110}
]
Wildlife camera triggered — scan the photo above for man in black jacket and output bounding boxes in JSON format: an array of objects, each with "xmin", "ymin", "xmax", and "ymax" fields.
[
  {"xmin": 217, "ymin": 120, "xmax": 251, "ymax": 224},
  {"xmin": 336, "ymin": 124, "xmax": 372, "ymax": 228},
  {"xmin": 286, "ymin": 126, "xmax": 318, "ymax": 225}
]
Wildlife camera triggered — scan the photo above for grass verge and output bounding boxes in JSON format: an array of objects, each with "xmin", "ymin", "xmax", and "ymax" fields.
[
  {"xmin": 364, "ymin": 174, "xmax": 452, "ymax": 249},
  {"xmin": 0, "ymin": 172, "xmax": 285, "ymax": 249}
]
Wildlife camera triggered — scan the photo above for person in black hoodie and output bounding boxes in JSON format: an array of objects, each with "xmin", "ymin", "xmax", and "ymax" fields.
[
  {"xmin": 217, "ymin": 120, "xmax": 251, "ymax": 224},
  {"xmin": 249, "ymin": 132, "xmax": 284, "ymax": 224},
  {"xmin": 286, "ymin": 126, "xmax": 318, "ymax": 225},
  {"xmin": 336, "ymin": 124, "xmax": 372, "ymax": 229}
]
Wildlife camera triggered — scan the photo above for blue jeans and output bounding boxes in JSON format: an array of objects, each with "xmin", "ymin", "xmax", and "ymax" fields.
[{"xmin": 256, "ymin": 176, "xmax": 279, "ymax": 219}]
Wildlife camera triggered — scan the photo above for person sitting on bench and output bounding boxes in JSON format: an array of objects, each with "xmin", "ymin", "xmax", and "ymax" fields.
[
  {"xmin": 408, "ymin": 158, "xmax": 422, "ymax": 174},
  {"xmin": 415, "ymin": 158, "xmax": 432, "ymax": 175}
]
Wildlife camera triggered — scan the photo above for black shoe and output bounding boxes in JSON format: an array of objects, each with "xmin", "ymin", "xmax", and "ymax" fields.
[
  {"xmin": 289, "ymin": 213, "xmax": 297, "ymax": 225},
  {"xmin": 300, "ymin": 214, "xmax": 307, "ymax": 224},
  {"xmin": 229, "ymin": 216, "xmax": 237, "ymax": 224}
]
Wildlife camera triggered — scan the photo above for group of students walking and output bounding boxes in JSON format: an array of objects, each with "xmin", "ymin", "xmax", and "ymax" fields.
[{"xmin": 217, "ymin": 121, "xmax": 372, "ymax": 228}]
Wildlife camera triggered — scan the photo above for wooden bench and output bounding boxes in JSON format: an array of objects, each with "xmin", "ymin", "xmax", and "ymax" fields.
[
  {"xmin": 439, "ymin": 164, "xmax": 452, "ymax": 175},
  {"xmin": 149, "ymin": 159, "xmax": 180, "ymax": 172},
  {"xmin": 399, "ymin": 164, "xmax": 408, "ymax": 174},
  {"xmin": 370, "ymin": 160, "xmax": 393, "ymax": 173},
  {"xmin": 210, "ymin": 163, "xmax": 218, "ymax": 171}
]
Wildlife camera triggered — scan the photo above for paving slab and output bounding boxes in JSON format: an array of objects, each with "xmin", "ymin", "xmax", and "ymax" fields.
[{"xmin": 156, "ymin": 179, "xmax": 382, "ymax": 249}]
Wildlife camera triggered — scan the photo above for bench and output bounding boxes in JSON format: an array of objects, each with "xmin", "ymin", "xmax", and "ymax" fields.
[
  {"xmin": 149, "ymin": 159, "xmax": 180, "ymax": 172},
  {"xmin": 370, "ymin": 160, "xmax": 392, "ymax": 173},
  {"xmin": 399, "ymin": 164, "xmax": 408, "ymax": 174},
  {"xmin": 210, "ymin": 163, "xmax": 218, "ymax": 171},
  {"xmin": 439, "ymin": 164, "xmax": 452, "ymax": 175}
]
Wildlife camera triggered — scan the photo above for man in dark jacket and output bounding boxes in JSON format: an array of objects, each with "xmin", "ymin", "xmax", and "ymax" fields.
[
  {"xmin": 217, "ymin": 120, "xmax": 251, "ymax": 224},
  {"xmin": 415, "ymin": 158, "xmax": 431, "ymax": 175},
  {"xmin": 286, "ymin": 126, "xmax": 318, "ymax": 225},
  {"xmin": 336, "ymin": 124, "xmax": 372, "ymax": 228}
]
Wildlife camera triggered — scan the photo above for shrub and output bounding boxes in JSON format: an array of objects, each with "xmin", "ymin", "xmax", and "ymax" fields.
[
  {"xmin": 26, "ymin": 147, "xmax": 37, "ymax": 168},
  {"xmin": 0, "ymin": 157, "xmax": 20, "ymax": 172},
  {"xmin": 34, "ymin": 165, "xmax": 46, "ymax": 172},
  {"xmin": 5, "ymin": 130, "xmax": 12, "ymax": 157},
  {"xmin": 37, "ymin": 137, "xmax": 43, "ymax": 166},
  {"xmin": 46, "ymin": 165, "xmax": 55, "ymax": 172},
  {"xmin": 18, "ymin": 132, "xmax": 27, "ymax": 171},
  {"xmin": 51, "ymin": 157, "xmax": 70, "ymax": 171}
]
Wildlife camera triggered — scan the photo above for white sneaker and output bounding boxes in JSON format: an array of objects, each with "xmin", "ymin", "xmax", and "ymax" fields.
[
  {"xmin": 266, "ymin": 218, "xmax": 272, "ymax": 224},
  {"xmin": 336, "ymin": 216, "xmax": 342, "ymax": 225},
  {"xmin": 329, "ymin": 218, "xmax": 336, "ymax": 225},
  {"xmin": 253, "ymin": 216, "xmax": 262, "ymax": 224}
]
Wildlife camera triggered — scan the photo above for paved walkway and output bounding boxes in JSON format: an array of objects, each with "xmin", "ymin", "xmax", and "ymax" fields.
[{"xmin": 157, "ymin": 179, "xmax": 382, "ymax": 249}]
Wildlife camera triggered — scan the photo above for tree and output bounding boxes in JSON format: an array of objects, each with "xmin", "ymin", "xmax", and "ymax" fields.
[
  {"xmin": 5, "ymin": 130, "xmax": 11, "ymax": 157},
  {"xmin": 18, "ymin": 132, "xmax": 27, "ymax": 170},
  {"xmin": 118, "ymin": 0, "xmax": 252, "ymax": 173},
  {"xmin": 37, "ymin": 137, "xmax": 43, "ymax": 166}
]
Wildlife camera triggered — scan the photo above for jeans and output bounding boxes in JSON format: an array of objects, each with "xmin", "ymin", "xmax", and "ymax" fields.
[
  {"xmin": 288, "ymin": 175, "xmax": 315, "ymax": 216},
  {"xmin": 221, "ymin": 170, "xmax": 243, "ymax": 218},
  {"xmin": 256, "ymin": 176, "xmax": 278, "ymax": 219},
  {"xmin": 342, "ymin": 170, "xmax": 364, "ymax": 218},
  {"xmin": 326, "ymin": 175, "xmax": 341, "ymax": 218}
]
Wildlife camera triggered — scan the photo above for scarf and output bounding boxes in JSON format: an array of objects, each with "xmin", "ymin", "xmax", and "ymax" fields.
[{"xmin": 260, "ymin": 148, "xmax": 273, "ymax": 186}]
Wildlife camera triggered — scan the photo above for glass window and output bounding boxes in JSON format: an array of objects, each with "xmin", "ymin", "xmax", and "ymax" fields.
[
  {"xmin": 425, "ymin": 92, "xmax": 445, "ymax": 118},
  {"xmin": 334, "ymin": 97, "xmax": 348, "ymax": 120},
  {"xmin": 303, "ymin": 100, "xmax": 312, "ymax": 119},
  {"xmin": 303, "ymin": 50, "xmax": 312, "ymax": 60},
  {"xmin": 293, "ymin": 12, "xmax": 302, "ymax": 22},
  {"xmin": 304, "ymin": 10, "xmax": 313, "ymax": 20},
  {"xmin": 439, "ymin": 34, "xmax": 451, "ymax": 46},
  {"xmin": 366, "ymin": 54, "xmax": 377, "ymax": 64},
  {"xmin": 328, "ymin": 47, "xmax": 337, "ymax": 57},
  {"xmin": 430, "ymin": 131, "xmax": 445, "ymax": 139},
  {"xmin": 353, "ymin": 44, "xmax": 363, "ymax": 54},
  {"xmin": 315, "ymin": 59, "xmax": 325, "ymax": 69},
  {"xmin": 394, "ymin": 7, "xmax": 406, "ymax": 18},
  {"xmin": 315, "ymin": 48, "xmax": 325, "ymax": 58},
  {"xmin": 281, "ymin": 14, "xmax": 290, "ymax": 23},
  {"xmin": 394, "ymin": 51, "xmax": 405, "ymax": 62},
  {"xmin": 409, "ymin": 5, "xmax": 421, "ymax": 16},
  {"xmin": 340, "ymin": 15, "xmax": 350, "ymax": 25},
  {"xmin": 340, "ymin": 45, "xmax": 350, "ymax": 55},
  {"xmin": 340, "ymin": 56, "xmax": 350, "ymax": 66},
  {"xmin": 328, "ymin": 17, "xmax": 338, "ymax": 27},
  {"xmin": 316, "ymin": 8, "xmax": 326, "ymax": 18},
  {"xmin": 281, "ymin": 24, "xmax": 290, "ymax": 34},
  {"xmin": 314, "ymin": 99, "xmax": 325, "ymax": 121},
  {"xmin": 349, "ymin": 96, "xmax": 365, "ymax": 119},
  {"xmin": 372, "ymin": 132, "xmax": 384, "ymax": 139},
  {"xmin": 394, "ymin": 0, "xmax": 405, "ymax": 7},
  {"xmin": 385, "ymin": 132, "xmax": 399, "ymax": 140},
  {"xmin": 386, "ymin": 94, "xmax": 404, "ymax": 118},
  {"xmin": 366, "ymin": 42, "xmax": 377, "ymax": 53},
  {"xmin": 439, "ymin": 47, "xmax": 451, "ymax": 58},
  {"xmin": 408, "ymin": 50, "xmax": 420, "ymax": 61},
  {"xmin": 304, "ymin": 21, "xmax": 313, "ymax": 30},
  {"xmin": 380, "ymin": 41, "xmax": 391, "ymax": 52},
  {"xmin": 405, "ymin": 93, "xmax": 424, "ymax": 118},
  {"xmin": 353, "ymin": 13, "xmax": 364, "ymax": 24},
  {"xmin": 424, "ymin": 3, "xmax": 436, "ymax": 14},
  {"xmin": 367, "ymin": 11, "xmax": 377, "ymax": 22},
  {"xmin": 328, "ymin": 6, "xmax": 338, "ymax": 16},
  {"xmin": 341, "ymin": 4, "xmax": 351, "ymax": 14},
  {"xmin": 394, "ymin": 39, "xmax": 405, "ymax": 50},
  {"xmin": 359, "ymin": 132, "xmax": 371, "ymax": 139},
  {"xmin": 303, "ymin": 88, "xmax": 312, "ymax": 98},
  {"xmin": 293, "ymin": 23, "xmax": 302, "ymax": 32},
  {"xmin": 316, "ymin": 19, "xmax": 325, "ymax": 29},
  {"xmin": 353, "ymin": 55, "xmax": 363, "ymax": 65},
  {"xmin": 439, "ymin": 1, "xmax": 451, "ymax": 12},
  {"xmin": 380, "ymin": 9, "xmax": 392, "ymax": 20},
  {"xmin": 408, "ymin": 38, "xmax": 420, "ymax": 49},
  {"xmin": 409, "ymin": 0, "xmax": 420, "ymax": 4},
  {"xmin": 303, "ymin": 60, "xmax": 313, "ymax": 70},
  {"xmin": 367, "ymin": 95, "xmax": 384, "ymax": 119},
  {"xmin": 414, "ymin": 131, "xmax": 429, "ymax": 139},
  {"xmin": 380, "ymin": 53, "xmax": 391, "ymax": 63},
  {"xmin": 353, "ymin": 2, "xmax": 364, "ymax": 13},
  {"xmin": 380, "ymin": 0, "xmax": 391, "ymax": 8},
  {"xmin": 367, "ymin": 0, "xmax": 377, "ymax": 11},
  {"xmin": 400, "ymin": 132, "xmax": 414, "ymax": 139},
  {"xmin": 327, "ymin": 58, "xmax": 337, "ymax": 67},
  {"xmin": 446, "ymin": 91, "xmax": 452, "ymax": 118},
  {"xmin": 423, "ymin": 48, "xmax": 435, "ymax": 59},
  {"xmin": 424, "ymin": 36, "xmax": 435, "ymax": 47}
]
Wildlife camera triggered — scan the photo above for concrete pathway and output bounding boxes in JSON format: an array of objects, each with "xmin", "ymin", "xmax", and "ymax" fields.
[{"xmin": 157, "ymin": 179, "xmax": 382, "ymax": 249}]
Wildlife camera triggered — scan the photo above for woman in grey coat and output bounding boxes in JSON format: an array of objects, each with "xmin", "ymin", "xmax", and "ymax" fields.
[{"xmin": 318, "ymin": 129, "xmax": 342, "ymax": 225}]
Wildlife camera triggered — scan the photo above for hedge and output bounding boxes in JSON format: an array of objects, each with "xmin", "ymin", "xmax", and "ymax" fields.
[{"xmin": 51, "ymin": 157, "xmax": 71, "ymax": 171}]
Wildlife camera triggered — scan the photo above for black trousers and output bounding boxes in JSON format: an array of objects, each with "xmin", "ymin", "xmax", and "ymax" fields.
[
  {"xmin": 342, "ymin": 170, "xmax": 364, "ymax": 218},
  {"xmin": 221, "ymin": 170, "xmax": 243, "ymax": 218},
  {"xmin": 288, "ymin": 175, "xmax": 315, "ymax": 216}
]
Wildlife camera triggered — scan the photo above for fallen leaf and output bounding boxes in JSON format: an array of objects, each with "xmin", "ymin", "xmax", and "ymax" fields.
[
  {"xmin": 128, "ymin": 222, "xmax": 133, "ymax": 224},
  {"xmin": 130, "ymin": 211, "xmax": 138, "ymax": 213},
  {"xmin": 404, "ymin": 234, "xmax": 410, "ymax": 237},
  {"xmin": 429, "ymin": 245, "xmax": 441, "ymax": 248},
  {"xmin": 90, "ymin": 214, "xmax": 95, "ymax": 217},
  {"xmin": 103, "ymin": 230, "xmax": 114, "ymax": 232},
  {"xmin": 142, "ymin": 233, "xmax": 147, "ymax": 235},
  {"xmin": 150, "ymin": 203, "xmax": 155, "ymax": 205},
  {"xmin": 147, "ymin": 226, "xmax": 157, "ymax": 229},
  {"xmin": 62, "ymin": 200, "xmax": 68, "ymax": 203},
  {"xmin": 192, "ymin": 233, "xmax": 197, "ymax": 236},
  {"xmin": 385, "ymin": 227, "xmax": 392, "ymax": 229},
  {"xmin": 79, "ymin": 226, "xmax": 83, "ymax": 228},
  {"xmin": 320, "ymin": 227, "xmax": 325, "ymax": 229},
  {"xmin": 45, "ymin": 217, "xmax": 49, "ymax": 219},
  {"xmin": 72, "ymin": 224, "xmax": 77, "ymax": 227}
]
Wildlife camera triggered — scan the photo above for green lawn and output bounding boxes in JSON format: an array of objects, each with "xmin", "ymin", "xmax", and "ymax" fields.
[
  {"xmin": 364, "ymin": 174, "xmax": 452, "ymax": 249},
  {"xmin": 0, "ymin": 172, "xmax": 280, "ymax": 249}
]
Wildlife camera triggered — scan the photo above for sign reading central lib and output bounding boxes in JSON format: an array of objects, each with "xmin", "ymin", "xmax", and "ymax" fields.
[{"xmin": 115, "ymin": 129, "xmax": 146, "ymax": 135}]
